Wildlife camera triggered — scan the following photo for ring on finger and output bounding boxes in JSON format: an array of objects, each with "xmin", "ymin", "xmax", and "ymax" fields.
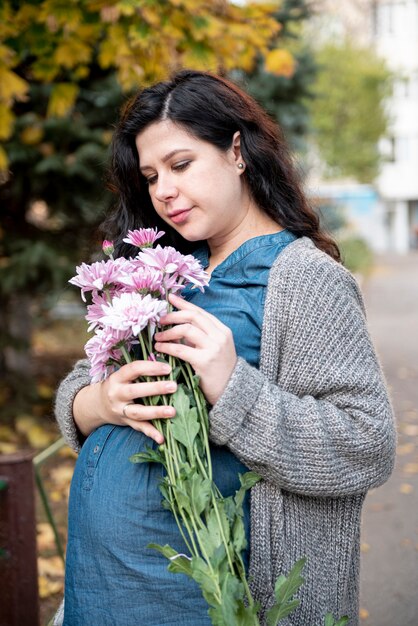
[{"xmin": 122, "ymin": 402, "xmax": 134, "ymax": 418}]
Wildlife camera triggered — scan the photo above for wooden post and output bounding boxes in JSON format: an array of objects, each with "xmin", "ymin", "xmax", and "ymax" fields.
[{"xmin": 0, "ymin": 451, "xmax": 39, "ymax": 626}]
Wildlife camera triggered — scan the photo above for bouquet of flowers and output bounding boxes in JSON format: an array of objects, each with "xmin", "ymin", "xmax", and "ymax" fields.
[{"xmin": 70, "ymin": 228, "xmax": 347, "ymax": 626}]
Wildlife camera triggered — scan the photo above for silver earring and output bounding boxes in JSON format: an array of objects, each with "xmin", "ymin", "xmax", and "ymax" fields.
[{"xmin": 237, "ymin": 163, "xmax": 244, "ymax": 169}]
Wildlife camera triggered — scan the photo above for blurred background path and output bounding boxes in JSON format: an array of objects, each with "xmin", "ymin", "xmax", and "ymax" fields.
[{"xmin": 360, "ymin": 252, "xmax": 418, "ymax": 625}]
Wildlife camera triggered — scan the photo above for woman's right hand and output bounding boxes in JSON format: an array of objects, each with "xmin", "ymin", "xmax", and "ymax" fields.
[{"xmin": 73, "ymin": 360, "xmax": 177, "ymax": 444}]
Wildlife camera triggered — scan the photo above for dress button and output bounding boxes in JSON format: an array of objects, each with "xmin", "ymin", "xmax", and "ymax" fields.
[{"xmin": 93, "ymin": 445, "xmax": 100, "ymax": 454}]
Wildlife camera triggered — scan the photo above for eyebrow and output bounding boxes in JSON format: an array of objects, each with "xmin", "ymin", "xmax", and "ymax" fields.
[{"xmin": 139, "ymin": 149, "xmax": 193, "ymax": 172}]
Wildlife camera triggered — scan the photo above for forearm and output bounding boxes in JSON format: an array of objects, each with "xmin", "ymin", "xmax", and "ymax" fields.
[
  {"xmin": 72, "ymin": 383, "xmax": 106, "ymax": 437},
  {"xmin": 209, "ymin": 357, "xmax": 396, "ymax": 496},
  {"xmin": 54, "ymin": 359, "xmax": 93, "ymax": 452}
]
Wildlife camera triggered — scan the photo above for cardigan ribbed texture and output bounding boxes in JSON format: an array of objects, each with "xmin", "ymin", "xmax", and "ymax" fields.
[{"xmin": 54, "ymin": 237, "xmax": 396, "ymax": 625}]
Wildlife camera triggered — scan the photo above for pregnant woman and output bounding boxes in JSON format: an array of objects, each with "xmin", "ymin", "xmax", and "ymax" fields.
[{"xmin": 54, "ymin": 70, "xmax": 396, "ymax": 626}]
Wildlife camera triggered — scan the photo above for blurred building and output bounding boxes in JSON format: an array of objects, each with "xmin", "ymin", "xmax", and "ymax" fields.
[
  {"xmin": 308, "ymin": 0, "xmax": 418, "ymax": 253},
  {"xmin": 373, "ymin": 0, "xmax": 418, "ymax": 252}
]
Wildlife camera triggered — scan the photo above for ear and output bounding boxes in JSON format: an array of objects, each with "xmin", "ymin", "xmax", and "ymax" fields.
[{"xmin": 231, "ymin": 131, "xmax": 243, "ymax": 165}]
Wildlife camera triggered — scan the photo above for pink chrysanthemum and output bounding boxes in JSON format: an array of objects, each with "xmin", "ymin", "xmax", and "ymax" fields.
[
  {"xmin": 137, "ymin": 245, "xmax": 209, "ymax": 291},
  {"xmin": 85, "ymin": 327, "xmax": 134, "ymax": 383},
  {"xmin": 69, "ymin": 257, "xmax": 131, "ymax": 301},
  {"xmin": 117, "ymin": 263, "xmax": 164, "ymax": 296},
  {"xmin": 99, "ymin": 292, "xmax": 168, "ymax": 336},
  {"xmin": 123, "ymin": 228, "xmax": 165, "ymax": 249},
  {"xmin": 85, "ymin": 293, "xmax": 109, "ymax": 332}
]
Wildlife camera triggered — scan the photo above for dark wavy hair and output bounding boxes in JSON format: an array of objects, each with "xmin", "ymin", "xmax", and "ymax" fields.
[{"xmin": 104, "ymin": 69, "xmax": 340, "ymax": 261}]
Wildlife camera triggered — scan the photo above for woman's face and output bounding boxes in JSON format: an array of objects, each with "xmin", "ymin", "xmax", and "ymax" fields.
[{"xmin": 135, "ymin": 120, "xmax": 249, "ymax": 244}]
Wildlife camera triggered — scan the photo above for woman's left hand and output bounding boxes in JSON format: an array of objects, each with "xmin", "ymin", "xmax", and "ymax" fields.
[{"xmin": 154, "ymin": 293, "xmax": 237, "ymax": 406}]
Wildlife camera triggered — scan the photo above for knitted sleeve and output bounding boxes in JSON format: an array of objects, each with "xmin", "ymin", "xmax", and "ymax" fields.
[
  {"xmin": 54, "ymin": 359, "xmax": 92, "ymax": 452},
  {"xmin": 208, "ymin": 248, "xmax": 396, "ymax": 497}
]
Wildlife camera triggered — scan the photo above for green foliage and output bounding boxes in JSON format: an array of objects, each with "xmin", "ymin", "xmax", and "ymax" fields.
[
  {"xmin": 323, "ymin": 613, "xmax": 349, "ymax": 626},
  {"xmin": 338, "ymin": 236, "xmax": 374, "ymax": 276},
  {"xmin": 307, "ymin": 40, "xmax": 392, "ymax": 182},
  {"xmin": 239, "ymin": 0, "xmax": 318, "ymax": 150},
  {"xmin": 266, "ymin": 558, "xmax": 306, "ymax": 625},
  {"xmin": 131, "ymin": 354, "xmax": 264, "ymax": 624}
]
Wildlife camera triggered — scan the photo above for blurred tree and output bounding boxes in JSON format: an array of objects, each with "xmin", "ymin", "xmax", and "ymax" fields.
[
  {"xmin": 0, "ymin": 0, "xmax": 284, "ymax": 386},
  {"xmin": 237, "ymin": 0, "xmax": 318, "ymax": 151},
  {"xmin": 307, "ymin": 40, "xmax": 392, "ymax": 183}
]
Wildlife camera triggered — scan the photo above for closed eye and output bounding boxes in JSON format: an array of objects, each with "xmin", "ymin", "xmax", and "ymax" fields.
[
  {"xmin": 145, "ymin": 161, "xmax": 191, "ymax": 186},
  {"xmin": 172, "ymin": 160, "xmax": 190, "ymax": 173}
]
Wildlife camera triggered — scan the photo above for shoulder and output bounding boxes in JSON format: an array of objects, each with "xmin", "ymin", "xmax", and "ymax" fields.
[
  {"xmin": 268, "ymin": 236, "xmax": 364, "ymax": 312},
  {"xmin": 266, "ymin": 237, "xmax": 365, "ymax": 324}
]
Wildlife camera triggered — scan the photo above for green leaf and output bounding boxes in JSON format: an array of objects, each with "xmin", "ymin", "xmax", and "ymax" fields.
[
  {"xmin": 188, "ymin": 474, "xmax": 212, "ymax": 517},
  {"xmin": 267, "ymin": 599, "xmax": 300, "ymax": 625},
  {"xmin": 239, "ymin": 471, "xmax": 262, "ymax": 490},
  {"xmin": 168, "ymin": 554, "xmax": 193, "ymax": 577},
  {"xmin": 234, "ymin": 471, "xmax": 261, "ymax": 509},
  {"xmin": 171, "ymin": 384, "xmax": 190, "ymax": 415},
  {"xmin": 147, "ymin": 542, "xmax": 177, "ymax": 560},
  {"xmin": 191, "ymin": 556, "xmax": 220, "ymax": 597},
  {"xmin": 198, "ymin": 508, "xmax": 222, "ymax": 558},
  {"xmin": 232, "ymin": 515, "xmax": 247, "ymax": 555},
  {"xmin": 324, "ymin": 614, "xmax": 350, "ymax": 626},
  {"xmin": 129, "ymin": 447, "xmax": 165, "ymax": 465},
  {"xmin": 266, "ymin": 557, "xmax": 306, "ymax": 626},
  {"xmin": 170, "ymin": 387, "xmax": 200, "ymax": 453}
]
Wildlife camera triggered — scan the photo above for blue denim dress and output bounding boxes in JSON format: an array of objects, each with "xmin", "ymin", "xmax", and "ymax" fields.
[{"xmin": 63, "ymin": 230, "xmax": 296, "ymax": 625}]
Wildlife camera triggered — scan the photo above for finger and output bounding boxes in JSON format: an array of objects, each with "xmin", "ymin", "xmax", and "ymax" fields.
[
  {"xmin": 159, "ymin": 308, "xmax": 226, "ymax": 337},
  {"xmin": 154, "ymin": 323, "xmax": 208, "ymax": 347},
  {"xmin": 163, "ymin": 293, "xmax": 225, "ymax": 330},
  {"xmin": 122, "ymin": 403, "xmax": 176, "ymax": 421},
  {"xmin": 154, "ymin": 340, "xmax": 197, "ymax": 364},
  {"xmin": 124, "ymin": 379, "xmax": 177, "ymax": 401},
  {"xmin": 115, "ymin": 359, "xmax": 171, "ymax": 382},
  {"xmin": 125, "ymin": 419, "xmax": 165, "ymax": 444}
]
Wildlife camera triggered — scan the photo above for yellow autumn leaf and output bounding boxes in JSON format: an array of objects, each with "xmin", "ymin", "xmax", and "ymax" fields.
[
  {"xmin": 0, "ymin": 146, "xmax": 9, "ymax": 172},
  {"xmin": 0, "ymin": 66, "xmax": 28, "ymax": 101},
  {"xmin": 400, "ymin": 483, "xmax": 414, "ymax": 494},
  {"xmin": 15, "ymin": 414, "xmax": 37, "ymax": 434},
  {"xmin": 38, "ymin": 556, "xmax": 65, "ymax": 578},
  {"xmin": 47, "ymin": 83, "xmax": 79, "ymax": 117},
  {"xmin": 403, "ymin": 462, "xmax": 418, "ymax": 474},
  {"xmin": 54, "ymin": 39, "xmax": 93, "ymax": 69},
  {"xmin": 37, "ymin": 383, "xmax": 54, "ymax": 399},
  {"xmin": 265, "ymin": 48, "xmax": 296, "ymax": 78},
  {"xmin": 38, "ymin": 575, "xmax": 63, "ymax": 598},
  {"xmin": 0, "ymin": 441, "xmax": 18, "ymax": 454},
  {"xmin": 50, "ymin": 465, "xmax": 74, "ymax": 486},
  {"xmin": 0, "ymin": 424, "xmax": 18, "ymax": 442},
  {"xmin": 37, "ymin": 522, "xmax": 56, "ymax": 552},
  {"xmin": 26, "ymin": 424, "xmax": 55, "ymax": 449},
  {"xmin": 20, "ymin": 125, "xmax": 44, "ymax": 145},
  {"xmin": 0, "ymin": 104, "xmax": 14, "ymax": 139}
]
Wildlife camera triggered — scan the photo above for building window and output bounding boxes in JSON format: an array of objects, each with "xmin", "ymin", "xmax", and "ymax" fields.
[{"xmin": 374, "ymin": 1, "xmax": 407, "ymax": 36}]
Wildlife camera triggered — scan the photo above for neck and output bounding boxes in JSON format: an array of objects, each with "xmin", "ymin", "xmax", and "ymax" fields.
[{"xmin": 207, "ymin": 205, "xmax": 283, "ymax": 267}]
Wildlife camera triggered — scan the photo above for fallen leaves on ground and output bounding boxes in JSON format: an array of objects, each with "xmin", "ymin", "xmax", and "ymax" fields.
[
  {"xmin": 38, "ymin": 575, "xmax": 63, "ymax": 599},
  {"xmin": 400, "ymin": 424, "xmax": 418, "ymax": 437},
  {"xmin": 403, "ymin": 462, "xmax": 418, "ymax": 475},
  {"xmin": 359, "ymin": 607, "xmax": 369, "ymax": 620},
  {"xmin": 37, "ymin": 523, "xmax": 57, "ymax": 552},
  {"xmin": 15, "ymin": 414, "xmax": 58, "ymax": 448},
  {"xmin": 397, "ymin": 442, "xmax": 415, "ymax": 456},
  {"xmin": 399, "ymin": 483, "xmax": 414, "ymax": 494}
]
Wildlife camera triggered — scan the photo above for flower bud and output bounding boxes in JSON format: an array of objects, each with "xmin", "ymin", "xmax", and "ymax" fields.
[{"xmin": 102, "ymin": 240, "xmax": 114, "ymax": 256}]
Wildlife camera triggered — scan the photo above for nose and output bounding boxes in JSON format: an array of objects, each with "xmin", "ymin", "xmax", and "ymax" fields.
[{"xmin": 153, "ymin": 173, "xmax": 179, "ymax": 203}]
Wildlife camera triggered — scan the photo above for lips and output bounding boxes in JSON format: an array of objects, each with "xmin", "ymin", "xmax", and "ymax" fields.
[{"xmin": 168, "ymin": 208, "xmax": 192, "ymax": 224}]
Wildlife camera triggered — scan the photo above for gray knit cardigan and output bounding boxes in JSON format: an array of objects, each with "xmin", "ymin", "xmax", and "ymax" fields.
[{"xmin": 54, "ymin": 237, "xmax": 396, "ymax": 626}]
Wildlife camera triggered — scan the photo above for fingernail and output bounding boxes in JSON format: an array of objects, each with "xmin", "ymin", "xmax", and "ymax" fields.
[
  {"xmin": 164, "ymin": 407, "xmax": 175, "ymax": 417},
  {"xmin": 164, "ymin": 382, "xmax": 177, "ymax": 392}
]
